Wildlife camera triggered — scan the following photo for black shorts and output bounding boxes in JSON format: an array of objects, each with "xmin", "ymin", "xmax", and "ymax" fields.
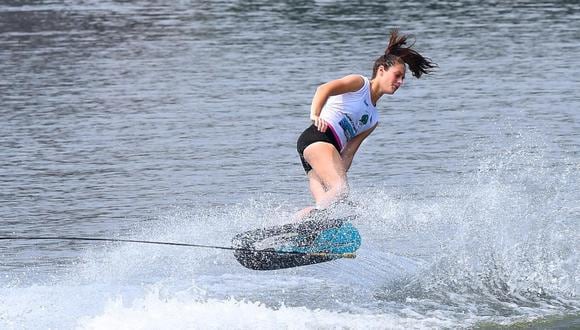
[{"xmin": 296, "ymin": 124, "xmax": 341, "ymax": 173}]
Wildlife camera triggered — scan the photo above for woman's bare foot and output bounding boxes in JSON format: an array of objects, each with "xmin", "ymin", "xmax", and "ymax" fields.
[{"xmin": 292, "ymin": 206, "xmax": 316, "ymax": 222}]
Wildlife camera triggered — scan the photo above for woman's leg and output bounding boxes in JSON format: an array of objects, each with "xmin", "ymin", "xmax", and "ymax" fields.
[
  {"xmin": 303, "ymin": 142, "xmax": 348, "ymax": 208},
  {"xmin": 293, "ymin": 168, "xmax": 327, "ymax": 221},
  {"xmin": 307, "ymin": 170, "xmax": 327, "ymax": 201}
]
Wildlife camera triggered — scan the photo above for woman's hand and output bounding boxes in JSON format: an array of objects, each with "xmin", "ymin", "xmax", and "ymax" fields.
[{"xmin": 311, "ymin": 115, "xmax": 328, "ymax": 132}]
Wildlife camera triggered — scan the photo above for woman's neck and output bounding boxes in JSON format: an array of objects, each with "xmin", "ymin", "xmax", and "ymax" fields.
[{"xmin": 369, "ymin": 79, "xmax": 383, "ymax": 106}]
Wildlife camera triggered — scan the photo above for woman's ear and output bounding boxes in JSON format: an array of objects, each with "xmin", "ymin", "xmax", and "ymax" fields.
[{"xmin": 378, "ymin": 65, "xmax": 386, "ymax": 75}]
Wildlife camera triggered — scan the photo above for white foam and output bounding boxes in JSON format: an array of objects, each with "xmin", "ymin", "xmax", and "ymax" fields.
[
  {"xmin": 78, "ymin": 289, "xmax": 458, "ymax": 330},
  {"xmin": 2, "ymin": 133, "xmax": 578, "ymax": 329}
]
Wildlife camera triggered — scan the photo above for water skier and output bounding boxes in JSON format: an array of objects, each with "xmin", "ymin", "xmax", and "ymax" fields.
[{"xmin": 296, "ymin": 30, "xmax": 437, "ymax": 218}]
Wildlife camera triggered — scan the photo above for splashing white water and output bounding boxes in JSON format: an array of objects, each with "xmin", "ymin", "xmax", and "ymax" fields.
[{"xmin": 1, "ymin": 130, "xmax": 578, "ymax": 329}]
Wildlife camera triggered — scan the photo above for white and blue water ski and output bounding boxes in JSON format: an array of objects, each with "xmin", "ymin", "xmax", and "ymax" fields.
[{"xmin": 232, "ymin": 213, "xmax": 361, "ymax": 270}]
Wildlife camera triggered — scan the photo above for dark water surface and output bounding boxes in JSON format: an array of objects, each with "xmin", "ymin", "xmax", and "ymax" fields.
[{"xmin": 1, "ymin": 1, "xmax": 578, "ymax": 328}]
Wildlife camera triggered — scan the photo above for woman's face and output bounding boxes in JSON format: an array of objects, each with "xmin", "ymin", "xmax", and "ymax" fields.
[{"xmin": 378, "ymin": 63, "xmax": 406, "ymax": 95}]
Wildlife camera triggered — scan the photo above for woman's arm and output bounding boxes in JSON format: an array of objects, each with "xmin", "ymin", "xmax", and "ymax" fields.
[
  {"xmin": 310, "ymin": 75, "xmax": 364, "ymax": 132},
  {"xmin": 340, "ymin": 123, "xmax": 377, "ymax": 171}
]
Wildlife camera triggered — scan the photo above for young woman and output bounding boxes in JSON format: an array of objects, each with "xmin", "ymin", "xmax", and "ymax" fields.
[{"xmin": 296, "ymin": 30, "xmax": 436, "ymax": 218}]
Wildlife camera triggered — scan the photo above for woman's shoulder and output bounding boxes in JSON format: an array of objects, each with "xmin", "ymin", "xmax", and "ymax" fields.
[
  {"xmin": 329, "ymin": 74, "xmax": 366, "ymax": 93},
  {"xmin": 340, "ymin": 74, "xmax": 367, "ymax": 84}
]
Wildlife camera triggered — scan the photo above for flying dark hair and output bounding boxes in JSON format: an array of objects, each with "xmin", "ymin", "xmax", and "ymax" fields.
[{"xmin": 372, "ymin": 29, "xmax": 437, "ymax": 79}]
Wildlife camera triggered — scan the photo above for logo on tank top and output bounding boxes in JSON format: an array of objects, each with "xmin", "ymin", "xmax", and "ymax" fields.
[
  {"xmin": 359, "ymin": 114, "xmax": 369, "ymax": 125},
  {"xmin": 339, "ymin": 116, "xmax": 356, "ymax": 141}
]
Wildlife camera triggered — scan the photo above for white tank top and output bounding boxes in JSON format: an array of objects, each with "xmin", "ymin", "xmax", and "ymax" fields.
[{"xmin": 319, "ymin": 75, "xmax": 379, "ymax": 151}]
